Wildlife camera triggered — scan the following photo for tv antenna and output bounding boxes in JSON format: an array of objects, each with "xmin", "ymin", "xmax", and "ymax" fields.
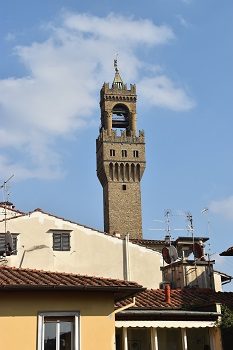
[
  {"xmin": 149, "ymin": 210, "xmax": 179, "ymax": 264},
  {"xmin": 149, "ymin": 209, "xmax": 172, "ymax": 244},
  {"xmin": 201, "ymin": 207, "xmax": 211, "ymax": 237},
  {"xmin": 0, "ymin": 175, "xmax": 14, "ymax": 258}
]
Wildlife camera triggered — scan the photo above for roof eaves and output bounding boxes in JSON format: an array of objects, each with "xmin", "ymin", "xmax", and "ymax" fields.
[{"xmin": 0, "ymin": 282, "xmax": 144, "ymax": 302}]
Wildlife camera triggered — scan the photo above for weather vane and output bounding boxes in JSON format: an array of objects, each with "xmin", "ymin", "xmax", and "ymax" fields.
[{"xmin": 114, "ymin": 54, "xmax": 119, "ymax": 73}]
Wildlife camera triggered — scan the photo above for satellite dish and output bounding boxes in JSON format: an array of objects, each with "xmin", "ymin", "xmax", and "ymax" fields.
[
  {"xmin": 162, "ymin": 246, "xmax": 178, "ymax": 264},
  {"xmin": 193, "ymin": 242, "xmax": 205, "ymax": 260},
  {"xmin": 5, "ymin": 231, "xmax": 13, "ymax": 255}
]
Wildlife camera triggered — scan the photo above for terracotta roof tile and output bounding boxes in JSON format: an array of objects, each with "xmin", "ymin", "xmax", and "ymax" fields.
[
  {"xmin": 0, "ymin": 205, "xmax": 25, "ymax": 215},
  {"xmin": 116, "ymin": 288, "xmax": 233, "ymax": 310},
  {"xmin": 0, "ymin": 266, "xmax": 143, "ymax": 291}
]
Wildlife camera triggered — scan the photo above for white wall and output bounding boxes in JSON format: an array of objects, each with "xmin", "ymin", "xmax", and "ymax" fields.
[{"xmin": 0, "ymin": 211, "xmax": 163, "ymax": 289}]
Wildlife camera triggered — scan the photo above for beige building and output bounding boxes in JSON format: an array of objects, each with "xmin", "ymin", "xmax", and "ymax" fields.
[{"xmin": 0, "ymin": 207, "xmax": 162, "ymax": 289}]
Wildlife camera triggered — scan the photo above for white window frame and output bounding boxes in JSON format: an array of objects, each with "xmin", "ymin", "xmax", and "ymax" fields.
[{"xmin": 38, "ymin": 311, "xmax": 80, "ymax": 350}]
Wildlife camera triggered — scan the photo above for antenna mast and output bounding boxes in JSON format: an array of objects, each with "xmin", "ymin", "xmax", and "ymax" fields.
[
  {"xmin": 149, "ymin": 209, "xmax": 172, "ymax": 244},
  {"xmin": 1, "ymin": 175, "xmax": 14, "ymax": 234},
  {"xmin": 164, "ymin": 209, "xmax": 172, "ymax": 246}
]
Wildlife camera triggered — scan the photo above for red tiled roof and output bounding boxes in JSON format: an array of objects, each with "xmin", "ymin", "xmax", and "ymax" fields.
[
  {"xmin": 220, "ymin": 246, "xmax": 233, "ymax": 256},
  {"xmin": 0, "ymin": 205, "xmax": 25, "ymax": 215},
  {"xmin": 0, "ymin": 266, "xmax": 143, "ymax": 301},
  {"xmin": 116, "ymin": 288, "xmax": 233, "ymax": 310},
  {"xmin": 0, "ymin": 213, "xmax": 26, "ymax": 223}
]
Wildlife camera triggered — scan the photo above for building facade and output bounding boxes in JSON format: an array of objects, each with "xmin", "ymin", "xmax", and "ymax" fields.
[
  {"xmin": 0, "ymin": 208, "xmax": 162, "ymax": 289},
  {"xmin": 0, "ymin": 266, "xmax": 143, "ymax": 350}
]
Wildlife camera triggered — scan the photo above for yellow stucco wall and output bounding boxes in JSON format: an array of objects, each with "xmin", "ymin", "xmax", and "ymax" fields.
[{"xmin": 0, "ymin": 290, "xmax": 115, "ymax": 350}]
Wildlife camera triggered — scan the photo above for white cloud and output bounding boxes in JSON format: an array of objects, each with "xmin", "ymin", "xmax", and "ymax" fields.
[
  {"xmin": 139, "ymin": 75, "xmax": 195, "ymax": 111},
  {"xmin": 209, "ymin": 196, "xmax": 233, "ymax": 221},
  {"xmin": 63, "ymin": 13, "xmax": 174, "ymax": 45},
  {"xmin": 0, "ymin": 12, "xmax": 194, "ymax": 180}
]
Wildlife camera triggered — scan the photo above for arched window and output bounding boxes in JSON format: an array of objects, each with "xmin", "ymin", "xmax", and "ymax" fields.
[
  {"xmin": 136, "ymin": 164, "xmax": 140, "ymax": 181},
  {"xmin": 114, "ymin": 163, "xmax": 119, "ymax": 181},
  {"xmin": 120, "ymin": 163, "xmax": 124, "ymax": 181},
  {"xmin": 125, "ymin": 163, "xmax": 130, "ymax": 181},
  {"xmin": 131, "ymin": 163, "xmax": 135, "ymax": 181},
  {"xmin": 112, "ymin": 104, "xmax": 129, "ymax": 129},
  {"xmin": 109, "ymin": 163, "xmax": 113, "ymax": 180}
]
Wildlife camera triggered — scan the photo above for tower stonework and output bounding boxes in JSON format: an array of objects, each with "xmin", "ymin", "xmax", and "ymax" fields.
[{"xmin": 96, "ymin": 64, "xmax": 146, "ymax": 239}]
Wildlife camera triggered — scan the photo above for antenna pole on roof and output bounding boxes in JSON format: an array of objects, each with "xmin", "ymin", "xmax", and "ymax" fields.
[
  {"xmin": 201, "ymin": 207, "xmax": 211, "ymax": 237},
  {"xmin": 1, "ymin": 174, "xmax": 14, "ymax": 234},
  {"xmin": 164, "ymin": 209, "xmax": 172, "ymax": 246},
  {"xmin": 0, "ymin": 175, "xmax": 14, "ymax": 258}
]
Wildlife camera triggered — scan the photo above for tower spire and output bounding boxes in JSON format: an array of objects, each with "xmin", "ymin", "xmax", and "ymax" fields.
[{"xmin": 112, "ymin": 58, "xmax": 123, "ymax": 89}]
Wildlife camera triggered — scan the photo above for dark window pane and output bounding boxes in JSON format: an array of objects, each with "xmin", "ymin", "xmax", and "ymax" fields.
[
  {"xmin": 44, "ymin": 322, "xmax": 56, "ymax": 350},
  {"xmin": 12, "ymin": 236, "xmax": 17, "ymax": 255},
  {"xmin": 60, "ymin": 321, "xmax": 73, "ymax": 350},
  {"xmin": 0, "ymin": 234, "xmax": 17, "ymax": 255},
  {"xmin": 157, "ymin": 328, "xmax": 182, "ymax": 350},
  {"xmin": 128, "ymin": 328, "xmax": 151, "ymax": 350},
  {"xmin": 61, "ymin": 234, "xmax": 70, "ymax": 251},
  {"xmin": 187, "ymin": 328, "xmax": 210, "ymax": 350},
  {"xmin": 116, "ymin": 328, "xmax": 123, "ymax": 350},
  {"xmin": 0, "ymin": 235, "xmax": 5, "ymax": 253},
  {"xmin": 43, "ymin": 317, "xmax": 74, "ymax": 350},
  {"xmin": 53, "ymin": 233, "xmax": 62, "ymax": 251}
]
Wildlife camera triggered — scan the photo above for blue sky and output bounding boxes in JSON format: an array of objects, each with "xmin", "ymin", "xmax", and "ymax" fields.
[{"xmin": 0, "ymin": 1, "xmax": 233, "ymax": 288}]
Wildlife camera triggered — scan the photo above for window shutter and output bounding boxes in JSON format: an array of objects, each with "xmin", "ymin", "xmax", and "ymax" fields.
[
  {"xmin": 0, "ymin": 235, "xmax": 5, "ymax": 253},
  {"xmin": 0, "ymin": 234, "xmax": 17, "ymax": 255},
  {"xmin": 53, "ymin": 232, "xmax": 70, "ymax": 251},
  {"xmin": 61, "ymin": 233, "xmax": 70, "ymax": 251},
  {"xmin": 53, "ymin": 233, "xmax": 61, "ymax": 251}
]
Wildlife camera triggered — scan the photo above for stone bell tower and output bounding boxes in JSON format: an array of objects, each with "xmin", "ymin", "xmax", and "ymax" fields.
[{"xmin": 96, "ymin": 60, "xmax": 146, "ymax": 239}]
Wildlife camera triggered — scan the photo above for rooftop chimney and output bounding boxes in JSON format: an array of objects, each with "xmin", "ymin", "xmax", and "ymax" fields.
[
  {"xmin": 164, "ymin": 283, "xmax": 171, "ymax": 304},
  {"xmin": 0, "ymin": 201, "xmax": 15, "ymax": 209}
]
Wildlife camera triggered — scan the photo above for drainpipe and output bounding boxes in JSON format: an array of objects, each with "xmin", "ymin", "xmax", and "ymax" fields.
[
  {"xmin": 113, "ymin": 297, "xmax": 136, "ymax": 315},
  {"xmin": 125, "ymin": 234, "xmax": 130, "ymax": 281},
  {"xmin": 114, "ymin": 298, "xmax": 136, "ymax": 350}
]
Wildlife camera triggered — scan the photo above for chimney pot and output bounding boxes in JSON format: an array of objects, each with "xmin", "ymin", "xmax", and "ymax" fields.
[{"xmin": 164, "ymin": 283, "xmax": 171, "ymax": 304}]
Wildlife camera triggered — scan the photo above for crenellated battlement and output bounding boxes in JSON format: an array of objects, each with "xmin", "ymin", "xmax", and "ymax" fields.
[
  {"xmin": 97, "ymin": 128, "xmax": 145, "ymax": 145},
  {"xmin": 101, "ymin": 82, "xmax": 136, "ymax": 94}
]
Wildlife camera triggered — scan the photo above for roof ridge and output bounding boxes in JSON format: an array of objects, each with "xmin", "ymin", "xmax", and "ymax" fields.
[
  {"xmin": 0, "ymin": 205, "xmax": 25, "ymax": 215},
  {"xmin": 0, "ymin": 213, "xmax": 27, "ymax": 223}
]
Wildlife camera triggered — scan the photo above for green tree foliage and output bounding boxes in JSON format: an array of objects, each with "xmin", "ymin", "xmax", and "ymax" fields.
[{"xmin": 220, "ymin": 305, "xmax": 233, "ymax": 329}]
